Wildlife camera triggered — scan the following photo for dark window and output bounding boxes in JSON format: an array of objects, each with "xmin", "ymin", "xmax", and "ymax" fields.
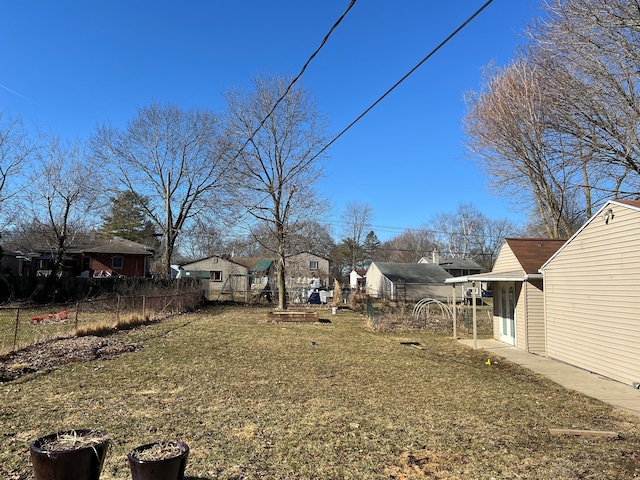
[
  {"xmin": 309, "ymin": 261, "xmax": 319, "ymax": 270},
  {"xmin": 112, "ymin": 256, "xmax": 124, "ymax": 269},
  {"xmin": 212, "ymin": 271, "xmax": 222, "ymax": 282}
]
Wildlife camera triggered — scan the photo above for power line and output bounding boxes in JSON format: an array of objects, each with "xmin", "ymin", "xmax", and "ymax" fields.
[
  {"xmin": 310, "ymin": 0, "xmax": 495, "ymax": 161},
  {"xmin": 229, "ymin": 0, "xmax": 357, "ymax": 167},
  {"xmin": 224, "ymin": 1, "xmax": 358, "ymax": 228},
  {"xmin": 217, "ymin": 0, "xmax": 496, "ymax": 238}
]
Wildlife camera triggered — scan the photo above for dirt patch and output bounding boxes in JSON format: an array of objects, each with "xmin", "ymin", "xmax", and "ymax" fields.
[
  {"xmin": 0, "ymin": 334, "xmax": 141, "ymax": 382},
  {"xmin": 386, "ymin": 449, "xmax": 460, "ymax": 479}
]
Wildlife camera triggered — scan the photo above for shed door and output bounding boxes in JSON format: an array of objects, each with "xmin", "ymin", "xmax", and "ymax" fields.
[{"xmin": 499, "ymin": 283, "xmax": 516, "ymax": 345}]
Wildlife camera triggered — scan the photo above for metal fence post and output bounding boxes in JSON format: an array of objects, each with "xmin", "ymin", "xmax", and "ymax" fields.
[{"xmin": 12, "ymin": 308, "xmax": 20, "ymax": 352}]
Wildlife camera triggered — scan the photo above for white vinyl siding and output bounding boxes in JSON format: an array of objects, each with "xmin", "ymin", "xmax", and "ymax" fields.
[
  {"xmin": 491, "ymin": 244, "xmax": 521, "ymax": 272},
  {"xmin": 514, "ymin": 283, "xmax": 525, "ymax": 349},
  {"xmin": 489, "ymin": 243, "xmax": 547, "ymax": 353},
  {"xmin": 491, "ymin": 245, "xmax": 521, "ymax": 340},
  {"xmin": 525, "ymin": 280, "xmax": 545, "ymax": 354},
  {"xmin": 543, "ymin": 204, "xmax": 640, "ymax": 385}
]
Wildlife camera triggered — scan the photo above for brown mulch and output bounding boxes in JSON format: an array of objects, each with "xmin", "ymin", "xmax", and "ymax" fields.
[{"xmin": 0, "ymin": 334, "xmax": 141, "ymax": 382}]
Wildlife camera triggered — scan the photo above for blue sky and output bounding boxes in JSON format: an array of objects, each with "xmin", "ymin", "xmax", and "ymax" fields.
[{"xmin": 1, "ymin": 0, "xmax": 542, "ymax": 241}]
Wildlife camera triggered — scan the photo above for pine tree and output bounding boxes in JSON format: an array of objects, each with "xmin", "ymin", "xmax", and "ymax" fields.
[{"xmin": 100, "ymin": 191, "xmax": 158, "ymax": 248}]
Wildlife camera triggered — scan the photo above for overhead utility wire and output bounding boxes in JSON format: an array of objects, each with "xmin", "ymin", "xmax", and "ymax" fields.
[
  {"xmin": 225, "ymin": 0, "xmax": 358, "ymax": 228},
  {"xmin": 310, "ymin": 0, "xmax": 495, "ymax": 161},
  {"xmin": 230, "ymin": 0, "xmax": 357, "ymax": 167}
]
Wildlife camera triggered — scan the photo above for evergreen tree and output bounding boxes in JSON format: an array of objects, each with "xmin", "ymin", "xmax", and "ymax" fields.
[
  {"xmin": 101, "ymin": 190, "xmax": 158, "ymax": 247},
  {"xmin": 362, "ymin": 230, "xmax": 380, "ymax": 265}
]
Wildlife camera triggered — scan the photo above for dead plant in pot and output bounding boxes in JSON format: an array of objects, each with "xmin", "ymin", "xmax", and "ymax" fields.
[
  {"xmin": 30, "ymin": 429, "xmax": 110, "ymax": 480},
  {"xmin": 127, "ymin": 440, "xmax": 189, "ymax": 480}
]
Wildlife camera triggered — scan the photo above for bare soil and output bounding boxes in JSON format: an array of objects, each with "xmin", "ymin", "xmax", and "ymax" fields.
[{"xmin": 0, "ymin": 334, "xmax": 141, "ymax": 382}]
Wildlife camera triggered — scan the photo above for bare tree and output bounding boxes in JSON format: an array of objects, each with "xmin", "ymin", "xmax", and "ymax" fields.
[
  {"xmin": 0, "ymin": 113, "xmax": 38, "ymax": 229},
  {"xmin": 527, "ymin": 0, "xmax": 640, "ymax": 200},
  {"xmin": 92, "ymin": 102, "xmax": 231, "ymax": 278},
  {"xmin": 176, "ymin": 212, "xmax": 228, "ymax": 261},
  {"xmin": 340, "ymin": 201, "xmax": 373, "ymax": 271},
  {"xmin": 472, "ymin": 217, "xmax": 519, "ymax": 271},
  {"xmin": 378, "ymin": 228, "xmax": 435, "ymax": 263},
  {"xmin": 466, "ymin": 0, "xmax": 640, "ymax": 239},
  {"xmin": 25, "ymin": 136, "xmax": 101, "ymax": 277},
  {"xmin": 431, "ymin": 203, "xmax": 486, "ymax": 259},
  {"xmin": 464, "ymin": 59, "xmax": 582, "ymax": 238},
  {"xmin": 224, "ymin": 75, "xmax": 329, "ymax": 309}
]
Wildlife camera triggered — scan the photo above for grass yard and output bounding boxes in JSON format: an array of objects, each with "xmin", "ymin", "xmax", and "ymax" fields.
[{"xmin": 1, "ymin": 306, "xmax": 639, "ymax": 479}]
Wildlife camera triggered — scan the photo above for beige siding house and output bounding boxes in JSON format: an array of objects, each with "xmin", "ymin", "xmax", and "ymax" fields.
[
  {"xmin": 286, "ymin": 252, "xmax": 331, "ymax": 287},
  {"xmin": 366, "ymin": 262, "xmax": 452, "ymax": 302},
  {"xmin": 446, "ymin": 238, "xmax": 565, "ymax": 353},
  {"xmin": 178, "ymin": 256, "xmax": 250, "ymax": 301},
  {"xmin": 540, "ymin": 199, "xmax": 640, "ymax": 386}
]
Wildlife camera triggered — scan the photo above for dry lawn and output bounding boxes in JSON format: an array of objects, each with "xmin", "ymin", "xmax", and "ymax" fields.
[{"xmin": 1, "ymin": 306, "xmax": 639, "ymax": 479}]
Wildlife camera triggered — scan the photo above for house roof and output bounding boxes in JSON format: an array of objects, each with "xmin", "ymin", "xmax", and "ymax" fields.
[
  {"xmin": 28, "ymin": 236, "xmax": 154, "ymax": 257},
  {"xmin": 179, "ymin": 255, "xmax": 249, "ymax": 269},
  {"xmin": 252, "ymin": 259, "xmax": 273, "ymax": 272},
  {"xmin": 230, "ymin": 257, "xmax": 276, "ymax": 272},
  {"xmin": 612, "ymin": 199, "xmax": 640, "ymax": 209},
  {"xmin": 437, "ymin": 258, "xmax": 483, "ymax": 271},
  {"xmin": 372, "ymin": 262, "xmax": 452, "ymax": 284},
  {"xmin": 68, "ymin": 237, "xmax": 155, "ymax": 256},
  {"xmin": 504, "ymin": 238, "xmax": 567, "ymax": 275}
]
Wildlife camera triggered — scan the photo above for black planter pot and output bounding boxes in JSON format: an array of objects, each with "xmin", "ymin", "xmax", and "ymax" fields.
[
  {"xmin": 29, "ymin": 429, "xmax": 110, "ymax": 480},
  {"xmin": 127, "ymin": 441, "xmax": 189, "ymax": 480}
]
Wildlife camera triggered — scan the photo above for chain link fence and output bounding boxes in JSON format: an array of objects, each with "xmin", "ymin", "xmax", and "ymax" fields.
[{"xmin": 0, "ymin": 289, "xmax": 203, "ymax": 355}]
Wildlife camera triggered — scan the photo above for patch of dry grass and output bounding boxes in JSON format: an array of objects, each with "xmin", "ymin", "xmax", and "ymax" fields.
[
  {"xmin": 1, "ymin": 306, "xmax": 639, "ymax": 479},
  {"xmin": 75, "ymin": 313, "xmax": 151, "ymax": 337}
]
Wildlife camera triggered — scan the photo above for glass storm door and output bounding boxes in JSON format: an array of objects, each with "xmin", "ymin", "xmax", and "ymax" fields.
[{"xmin": 499, "ymin": 283, "xmax": 516, "ymax": 345}]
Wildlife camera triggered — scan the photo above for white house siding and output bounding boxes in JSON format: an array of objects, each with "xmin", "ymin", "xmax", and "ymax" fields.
[
  {"xmin": 490, "ymin": 245, "xmax": 521, "ymax": 346},
  {"xmin": 488, "ymin": 241, "xmax": 554, "ymax": 354},
  {"xmin": 514, "ymin": 283, "xmax": 526, "ymax": 349},
  {"xmin": 542, "ymin": 203, "xmax": 640, "ymax": 386},
  {"xmin": 366, "ymin": 262, "xmax": 451, "ymax": 302},
  {"xmin": 525, "ymin": 280, "xmax": 545, "ymax": 354},
  {"xmin": 491, "ymin": 244, "xmax": 521, "ymax": 272},
  {"xmin": 365, "ymin": 263, "xmax": 388, "ymax": 298}
]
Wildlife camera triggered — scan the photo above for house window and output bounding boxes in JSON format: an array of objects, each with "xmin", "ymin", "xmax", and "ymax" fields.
[
  {"xmin": 211, "ymin": 270, "xmax": 222, "ymax": 282},
  {"xmin": 309, "ymin": 261, "xmax": 319, "ymax": 270},
  {"xmin": 112, "ymin": 256, "xmax": 124, "ymax": 269}
]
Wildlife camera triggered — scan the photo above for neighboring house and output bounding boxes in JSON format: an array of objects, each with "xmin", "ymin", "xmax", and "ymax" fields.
[
  {"xmin": 349, "ymin": 269, "xmax": 367, "ymax": 291},
  {"xmin": 419, "ymin": 252, "xmax": 484, "ymax": 277},
  {"xmin": 1, "ymin": 249, "xmax": 29, "ymax": 276},
  {"xmin": 420, "ymin": 252, "xmax": 485, "ymax": 301},
  {"xmin": 234, "ymin": 252, "xmax": 331, "ymax": 303},
  {"xmin": 366, "ymin": 262, "xmax": 452, "ymax": 302},
  {"xmin": 540, "ymin": 199, "xmax": 640, "ymax": 386},
  {"xmin": 178, "ymin": 256, "xmax": 250, "ymax": 301},
  {"xmin": 286, "ymin": 252, "xmax": 331, "ymax": 288},
  {"xmin": 232, "ymin": 257, "xmax": 276, "ymax": 300},
  {"xmin": 28, "ymin": 235, "xmax": 155, "ymax": 278},
  {"xmin": 445, "ymin": 238, "xmax": 565, "ymax": 353}
]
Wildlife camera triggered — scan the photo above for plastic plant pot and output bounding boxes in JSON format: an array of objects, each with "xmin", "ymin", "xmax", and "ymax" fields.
[
  {"xmin": 127, "ymin": 441, "xmax": 189, "ymax": 480},
  {"xmin": 30, "ymin": 429, "xmax": 110, "ymax": 480}
]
